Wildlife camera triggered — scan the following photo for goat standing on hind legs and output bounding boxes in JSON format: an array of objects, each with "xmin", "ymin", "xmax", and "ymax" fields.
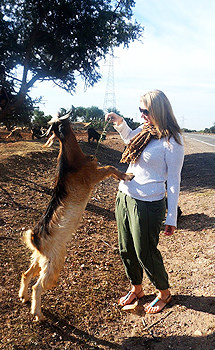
[{"xmin": 19, "ymin": 112, "xmax": 134, "ymax": 322}]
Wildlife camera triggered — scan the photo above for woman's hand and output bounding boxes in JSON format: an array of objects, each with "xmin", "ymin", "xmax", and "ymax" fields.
[
  {"xmin": 164, "ymin": 225, "xmax": 175, "ymax": 236},
  {"xmin": 105, "ymin": 112, "xmax": 123, "ymax": 126}
]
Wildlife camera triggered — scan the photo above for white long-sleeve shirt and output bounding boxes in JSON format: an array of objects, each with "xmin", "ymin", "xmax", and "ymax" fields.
[{"xmin": 114, "ymin": 119, "xmax": 184, "ymax": 227}]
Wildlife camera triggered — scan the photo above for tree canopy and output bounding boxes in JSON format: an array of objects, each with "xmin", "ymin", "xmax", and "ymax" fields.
[
  {"xmin": 0, "ymin": 0, "xmax": 143, "ymax": 124},
  {"xmin": 203, "ymin": 123, "xmax": 215, "ymax": 134},
  {"xmin": 32, "ymin": 108, "xmax": 52, "ymax": 128}
]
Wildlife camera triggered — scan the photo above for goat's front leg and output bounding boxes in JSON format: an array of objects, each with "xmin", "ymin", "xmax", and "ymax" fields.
[
  {"xmin": 95, "ymin": 166, "xmax": 134, "ymax": 182},
  {"xmin": 19, "ymin": 261, "xmax": 40, "ymax": 303}
]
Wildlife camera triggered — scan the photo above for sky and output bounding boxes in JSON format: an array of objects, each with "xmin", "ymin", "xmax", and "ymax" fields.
[{"xmin": 30, "ymin": 0, "xmax": 215, "ymax": 131}]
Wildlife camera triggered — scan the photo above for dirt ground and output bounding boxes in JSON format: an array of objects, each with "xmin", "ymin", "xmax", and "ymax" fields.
[{"xmin": 0, "ymin": 129, "xmax": 215, "ymax": 350}]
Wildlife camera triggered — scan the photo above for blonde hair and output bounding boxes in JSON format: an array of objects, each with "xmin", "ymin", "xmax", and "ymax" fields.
[{"xmin": 140, "ymin": 90, "xmax": 182, "ymax": 144}]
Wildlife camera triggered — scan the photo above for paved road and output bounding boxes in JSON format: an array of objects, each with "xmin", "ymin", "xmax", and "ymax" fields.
[{"xmin": 183, "ymin": 133, "xmax": 215, "ymax": 149}]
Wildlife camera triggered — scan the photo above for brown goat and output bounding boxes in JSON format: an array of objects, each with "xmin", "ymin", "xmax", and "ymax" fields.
[{"xmin": 19, "ymin": 113, "xmax": 134, "ymax": 321}]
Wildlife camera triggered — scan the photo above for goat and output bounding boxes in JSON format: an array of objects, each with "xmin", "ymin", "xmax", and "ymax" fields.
[
  {"xmin": 6, "ymin": 127, "xmax": 22, "ymax": 139},
  {"xmin": 19, "ymin": 113, "xmax": 134, "ymax": 321},
  {"xmin": 88, "ymin": 127, "xmax": 100, "ymax": 143},
  {"xmin": 31, "ymin": 126, "xmax": 44, "ymax": 139}
]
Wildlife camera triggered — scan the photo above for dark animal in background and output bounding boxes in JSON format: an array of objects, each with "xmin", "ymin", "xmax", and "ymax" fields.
[
  {"xmin": 19, "ymin": 112, "xmax": 134, "ymax": 321},
  {"xmin": 31, "ymin": 126, "xmax": 44, "ymax": 140},
  {"xmin": 88, "ymin": 127, "xmax": 101, "ymax": 143}
]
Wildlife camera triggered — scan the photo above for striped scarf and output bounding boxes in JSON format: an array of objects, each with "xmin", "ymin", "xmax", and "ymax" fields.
[{"xmin": 120, "ymin": 124, "xmax": 166, "ymax": 164}]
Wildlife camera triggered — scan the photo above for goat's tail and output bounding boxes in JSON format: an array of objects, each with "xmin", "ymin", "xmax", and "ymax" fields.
[{"xmin": 22, "ymin": 229, "xmax": 40, "ymax": 253}]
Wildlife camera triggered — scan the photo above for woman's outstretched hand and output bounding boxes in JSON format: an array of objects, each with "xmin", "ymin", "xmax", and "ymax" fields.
[
  {"xmin": 164, "ymin": 225, "xmax": 175, "ymax": 236},
  {"xmin": 105, "ymin": 112, "xmax": 123, "ymax": 126}
]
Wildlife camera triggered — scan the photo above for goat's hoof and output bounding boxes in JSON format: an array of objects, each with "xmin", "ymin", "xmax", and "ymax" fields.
[
  {"xmin": 33, "ymin": 313, "xmax": 45, "ymax": 322},
  {"xmin": 20, "ymin": 296, "xmax": 30, "ymax": 303},
  {"xmin": 19, "ymin": 293, "xmax": 30, "ymax": 303},
  {"xmin": 124, "ymin": 173, "xmax": 135, "ymax": 181}
]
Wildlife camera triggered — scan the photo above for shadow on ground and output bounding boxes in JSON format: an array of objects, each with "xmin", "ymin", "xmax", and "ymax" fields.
[
  {"xmin": 181, "ymin": 152, "xmax": 215, "ymax": 192},
  {"xmin": 122, "ymin": 333, "xmax": 215, "ymax": 350},
  {"xmin": 178, "ymin": 213, "xmax": 215, "ymax": 231}
]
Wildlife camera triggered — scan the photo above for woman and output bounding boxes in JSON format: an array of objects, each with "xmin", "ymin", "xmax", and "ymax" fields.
[{"xmin": 105, "ymin": 90, "xmax": 184, "ymax": 314}]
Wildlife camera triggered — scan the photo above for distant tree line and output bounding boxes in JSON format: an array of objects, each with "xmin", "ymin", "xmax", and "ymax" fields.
[
  {"xmin": 28, "ymin": 105, "xmax": 140, "ymax": 132},
  {"xmin": 182, "ymin": 123, "xmax": 215, "ymax": 134},
  {"xmin": 203, "ymin": 123, "xmax": 215, "ymax": 134}
]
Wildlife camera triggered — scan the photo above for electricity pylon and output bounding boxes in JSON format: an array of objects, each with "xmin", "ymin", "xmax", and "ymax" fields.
[{"xmin": 103, "ymin": 48, "xmax": 116, "ymax": 113}]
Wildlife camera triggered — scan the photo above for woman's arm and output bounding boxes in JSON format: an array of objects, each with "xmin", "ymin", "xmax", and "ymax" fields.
[
  {"xmin": 105, "ymin": 112, "xmax": 123, "ymax": 126},
  {"xmin": 105, "ymin": 112, "xmax": 143, "ymax": 144},
  {"xmin": 165, "ymin": 136, "xmax": 184, "ymax": 228}
]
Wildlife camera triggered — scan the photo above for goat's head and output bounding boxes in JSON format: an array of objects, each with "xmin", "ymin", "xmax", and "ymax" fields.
[{"xmin": 43, "ymin": 111, "xmax": 71, "ymax": 148}]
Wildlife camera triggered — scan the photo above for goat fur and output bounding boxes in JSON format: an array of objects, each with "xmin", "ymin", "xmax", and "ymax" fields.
[{"xmin": 19, "ymin": 115, "xmax": 134, "ymax": 321}]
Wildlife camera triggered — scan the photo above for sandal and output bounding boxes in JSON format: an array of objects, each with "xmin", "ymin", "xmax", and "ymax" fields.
[
  {"xmin": 118, "ymin": 289, "xmax": 144, "ymax": 306},
  {"xmin": 145, "ymin": 293, "xmax": 172, "ymax": 314}
]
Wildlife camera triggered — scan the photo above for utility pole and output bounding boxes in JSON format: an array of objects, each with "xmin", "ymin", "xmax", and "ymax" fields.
[{"xmin": 103, "ymin": 48, "xmax": 116, "ymax": 113}]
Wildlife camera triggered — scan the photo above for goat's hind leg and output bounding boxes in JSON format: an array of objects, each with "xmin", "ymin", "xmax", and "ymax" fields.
[
  {"xmin": 31, "ymin": 274, "xmax": 45, "ymax": 322},
  {"xmin": 19, "ymin": 260, "xmax": 40, "ymax": 303},
  {"xmin": 31, "ymin": 258, "xmax": 65, "ymax": 321}
]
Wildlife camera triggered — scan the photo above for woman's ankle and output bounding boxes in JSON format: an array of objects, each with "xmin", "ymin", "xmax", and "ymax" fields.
[
  {"xmin": 131, "ymin": 284, "xmax": 143, "ymax": 295},
  {"xmin": 158, "ymin": 289, "xmax": 170, "ymax": 299}
]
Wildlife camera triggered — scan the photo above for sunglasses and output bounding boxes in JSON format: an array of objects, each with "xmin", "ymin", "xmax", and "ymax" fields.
[{"xmin": 139, "ymin": 107, "xmax": 149, "ymax": 116}]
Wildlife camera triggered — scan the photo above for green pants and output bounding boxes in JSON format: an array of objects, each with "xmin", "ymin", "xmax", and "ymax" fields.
[{"xmin": 115, "ymin": 191, "xmax": 169, "ymax": 290}]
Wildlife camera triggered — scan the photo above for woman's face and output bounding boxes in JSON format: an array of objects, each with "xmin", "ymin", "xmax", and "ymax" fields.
[{"xmin": 139, "ymin": 102, "xmax": 153, "ymax": 125}]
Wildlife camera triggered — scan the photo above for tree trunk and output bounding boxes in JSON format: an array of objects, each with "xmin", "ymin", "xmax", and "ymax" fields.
[{"xmin": 0, "ymin": 91, "xmax": 27, "ymax": 123}]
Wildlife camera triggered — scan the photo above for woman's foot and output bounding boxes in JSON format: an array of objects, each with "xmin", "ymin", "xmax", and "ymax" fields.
[
  {"xmin": 119, "ymin": 288, "xmax": 144, "ymax": 306},
  {"xmin": 145, "ymin": 291, "xmax": 171, "ymax": 314}
]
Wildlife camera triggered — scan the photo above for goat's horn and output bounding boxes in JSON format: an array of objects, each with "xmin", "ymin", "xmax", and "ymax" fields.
[
  {"xmin": 48, "ymin": 116, "xmax": 60, "ymax": 125},
  {"xmin": 59, "ymin": 110, "xmax": 72, "ymax": 121}
]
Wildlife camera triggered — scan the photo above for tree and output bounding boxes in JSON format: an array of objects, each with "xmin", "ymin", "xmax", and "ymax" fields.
[
  {"xmin": 32, "ymin": 108, "xmax": 52, "ymax": 127},
  {"xmin": 72, "ymin": 106, "xmax": 87, "ymax": 121},
  {"xmin": 204, "ymin": 123, "xmax": 215, "ymax": 134},
  {"xmin": 85, "ymin": 106, "xmax": 104, "ymax": 121},
  {"xmin": 1, "ymin": 91, "xmax": 34, "ymax": 130},
  {"xmin": 0, "ymin": 0, "xmax": 143, "ymax": 123},
  {"xmin": 0, "ymin": 65, "xmax": 35, "ymax": 128},
  {"xmin": 69, "ymin": 105, "xmax": 104, "ymax": 122},
  {"xmin": 210, "ymin": 123, "xmax": 215, "ymax": 133}
]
